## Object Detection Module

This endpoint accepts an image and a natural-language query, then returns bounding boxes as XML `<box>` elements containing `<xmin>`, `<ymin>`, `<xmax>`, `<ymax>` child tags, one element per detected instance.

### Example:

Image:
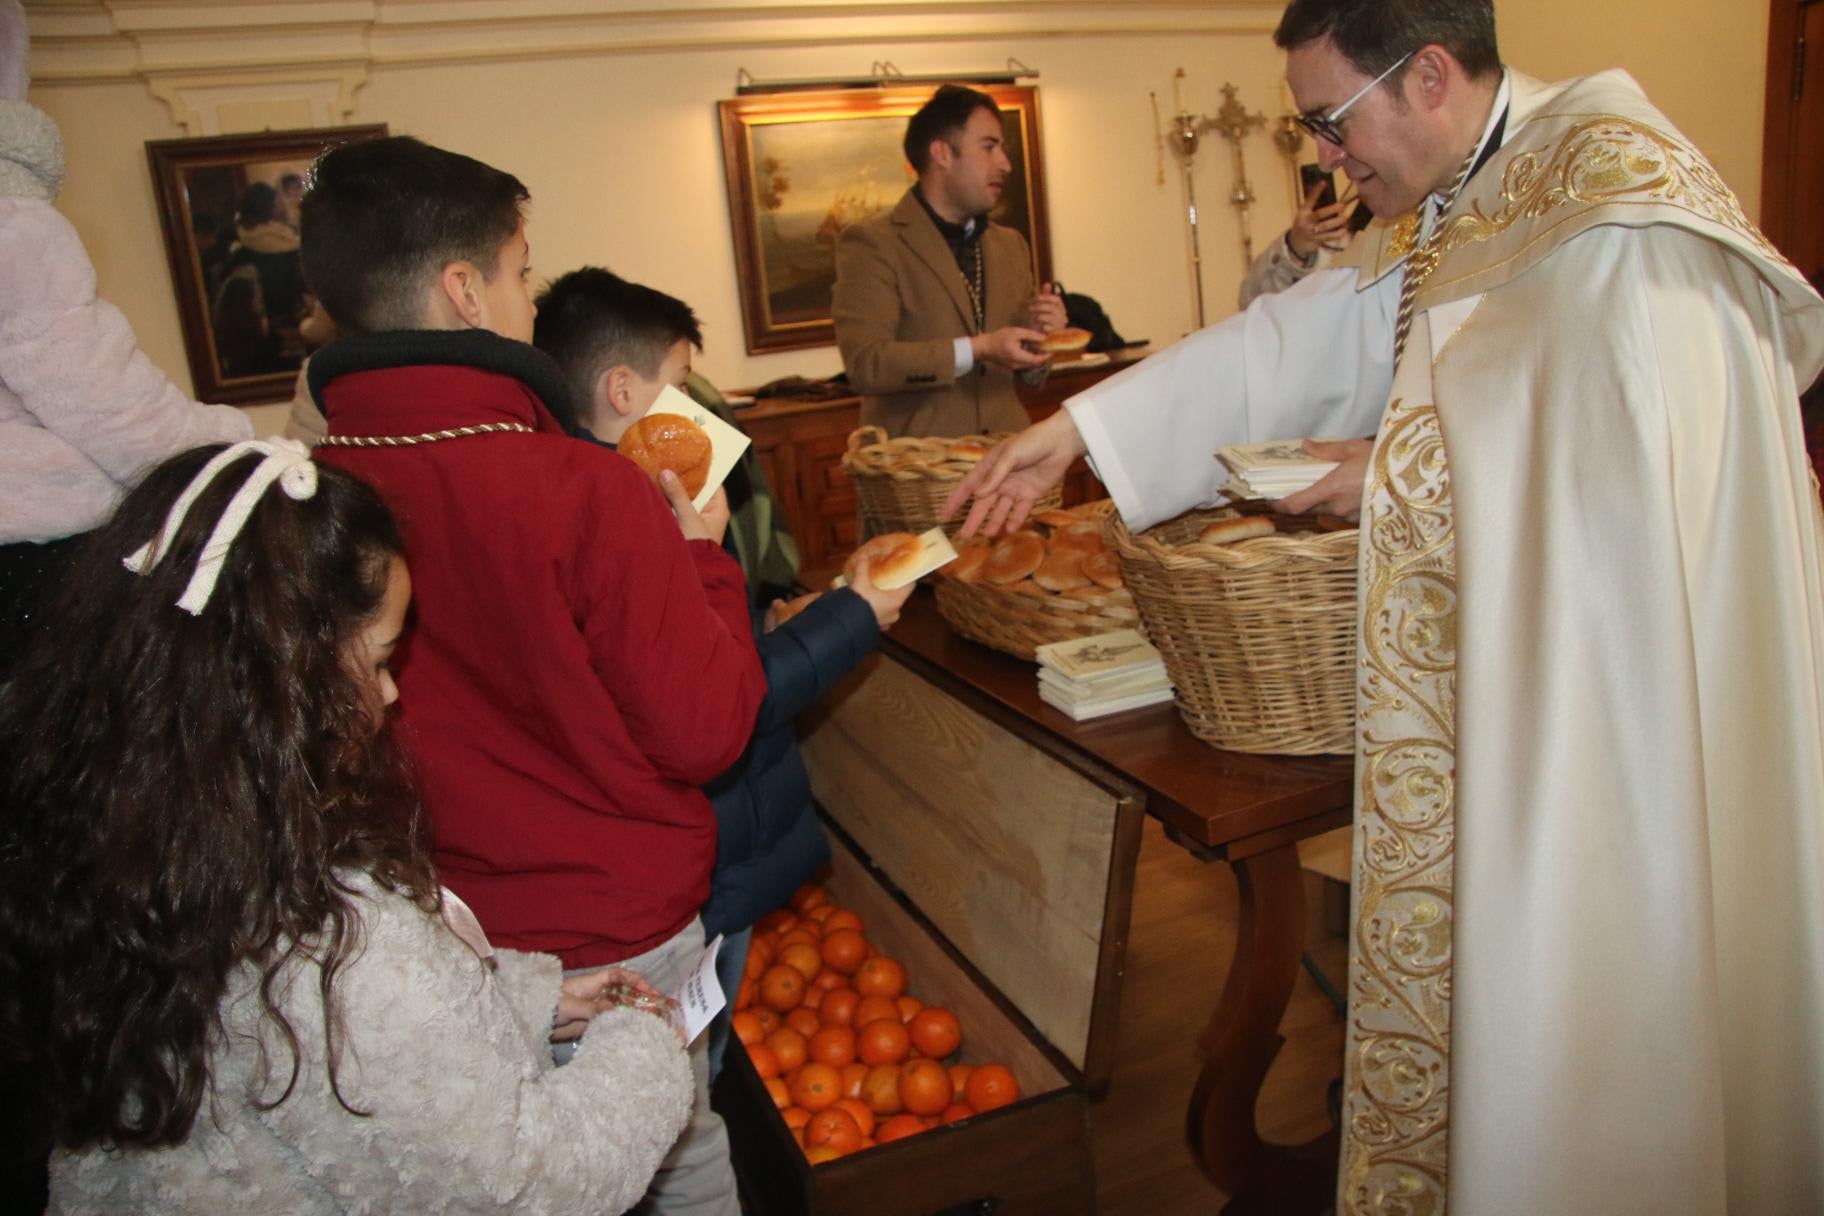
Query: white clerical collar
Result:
<box><xmin>1427</xmin><ymin>68</ymin><xmax>1512</xmax><ymax>211</ymax></box>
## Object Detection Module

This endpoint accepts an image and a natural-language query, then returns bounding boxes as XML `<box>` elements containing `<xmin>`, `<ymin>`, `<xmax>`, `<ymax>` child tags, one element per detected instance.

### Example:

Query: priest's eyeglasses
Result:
<box><xmin>1294</xmin><ymin>50</ymin><xmax>1416</xmax><ymax>145</ymax></box>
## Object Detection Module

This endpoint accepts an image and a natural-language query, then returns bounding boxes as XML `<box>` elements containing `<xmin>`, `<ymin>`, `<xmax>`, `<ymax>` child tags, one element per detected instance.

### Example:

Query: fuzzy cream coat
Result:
<box><xmin>48</xmin><ymin>878</ymin><xmax>695</xmax><ymax>1215</ymax></box>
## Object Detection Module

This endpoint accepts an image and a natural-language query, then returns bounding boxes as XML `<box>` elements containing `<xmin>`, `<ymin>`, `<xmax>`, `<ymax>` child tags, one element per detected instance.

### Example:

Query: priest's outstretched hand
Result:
<box><xmin>1274</xmin><ymin>437</ymin><xmax>1373</xmax><ymax>520</ymax></box>
<box><xmin>944</xmin><ymin>411</ymin><xmax>1087</xmax><ymax>538</ymax></box>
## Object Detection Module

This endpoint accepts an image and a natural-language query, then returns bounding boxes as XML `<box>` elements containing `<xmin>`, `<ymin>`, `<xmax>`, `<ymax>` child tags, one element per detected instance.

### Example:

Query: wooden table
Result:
<box><xmin>878</xmin><ymin>590</ymin><xmax>1350</xmax><ymax>1214</ymax></box>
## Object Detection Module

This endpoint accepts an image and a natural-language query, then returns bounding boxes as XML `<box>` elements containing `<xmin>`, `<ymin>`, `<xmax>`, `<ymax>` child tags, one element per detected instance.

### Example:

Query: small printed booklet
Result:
<box><xmin>647</xmin><ymin>383</ymin><xmax>752</xmax><ymax>512</ymax></box>
<box><xmin>668</xmin><ymin>934</ymin><xmax>725</xmax><ymax>1046</ymax></box>
<box><xmin>1034</xmin><ymin>629</ymin><xmax>1174</xmax><ymax>721</ymax></box>
<box><xmin>1216</xmin><ymin>439</ymin><xmax>1338</xmax><ymax>501</ymax></box>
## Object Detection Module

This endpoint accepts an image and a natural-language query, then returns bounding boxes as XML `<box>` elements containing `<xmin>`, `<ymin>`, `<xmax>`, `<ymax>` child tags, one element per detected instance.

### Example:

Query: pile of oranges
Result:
<box><xmin>732</xmin><ymin>880</ymin><xmax>1023</xmax><ymax>1164</ymax></box>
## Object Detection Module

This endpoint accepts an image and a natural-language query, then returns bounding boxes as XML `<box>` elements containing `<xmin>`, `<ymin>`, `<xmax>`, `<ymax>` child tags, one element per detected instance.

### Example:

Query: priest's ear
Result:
<box><xmin>1405</xmin><ymin>44</ymin><xmax>1460</xmax><ymax>114</ymax></box>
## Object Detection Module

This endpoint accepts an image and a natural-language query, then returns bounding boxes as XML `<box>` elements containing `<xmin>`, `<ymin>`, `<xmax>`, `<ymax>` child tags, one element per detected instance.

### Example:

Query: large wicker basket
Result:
<box><xmin>842</xmin><ymin>425</ymin><xmax>1061</xmax><ymax>541</ymax></box>
<box><xmin>932</xmin><ymin>501</ymin><xmax>1138</xmax><ymax>661</ymax></box>
<box><xmin>1109</xmin><ymin>507</ymin><xmax>1358</xmax><ymax>754</ymax></box>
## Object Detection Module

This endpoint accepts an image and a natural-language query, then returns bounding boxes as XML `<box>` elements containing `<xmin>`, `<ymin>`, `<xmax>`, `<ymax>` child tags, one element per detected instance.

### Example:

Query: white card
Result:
<box><xmin>645</xmin><ymin>384</ymin><xmax>753</xmax><ymax>512</ymax></box>
<box><xmin>668</xmin><ymin>934</ymin><xmax>725</xmax><ymax>1046</ymax></box>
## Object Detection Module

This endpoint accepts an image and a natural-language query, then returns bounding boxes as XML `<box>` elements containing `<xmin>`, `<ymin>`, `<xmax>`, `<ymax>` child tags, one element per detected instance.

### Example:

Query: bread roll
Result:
<box><xmin>1038</xmin><ymin>327</ymin><xmax>1092</xmax><ymax>354</ymax></box>
<box><xmin>1198</xmin><ymin>516</ymin><xmax>1277</xmax><ymax>545</ymax></box>
<box><xmin>947</xmin><ymin>437</ymin><xmax>994</xmax><ymax>461</ymax></box>
<box><xmin>1031</xmin><ymin>508</ymin><xmax>1081</xmax><ymax>530</ymax></box>
<box><xmin>982</xmin><ymin>530</ymin><xmax>1046</xmax><ymax>584</ymax></box>
<box><xmin>1082</xmin><ymin>550</ymin><xmax>1123</xmax><ymax>590</ymax></box>
<box><xmin>1033</xmin><ymin>551</ymin><xmax>1091</xmax><ymax>592</ymax></box>
<box><xmin>948</xmin><ymin>538</ymin><xmax>993</xmax><ymax>584</ymax></box>
<box><xmin>620</xmin><ymin>414</ymin><xmax>714</xmax><ymax>498</ymax></box>
<box><xmin>1061</xmin><ymin>584</ymin><xmax>1120</xmax><ymax>603</ymax></box>
<box><xmin>1049</xmin><ymin>521</ymin><xmax>1107</xmax><ymax>556</ymax></box>
<box><xmin>845</xmin><ymin>531</ymin><xmax>926</xmax><ymax>588</ymax></box>
<box><xmin>1006</xmin><ymin>579</ymin><xmax>1050</xmax><ymax>598</ymax></box>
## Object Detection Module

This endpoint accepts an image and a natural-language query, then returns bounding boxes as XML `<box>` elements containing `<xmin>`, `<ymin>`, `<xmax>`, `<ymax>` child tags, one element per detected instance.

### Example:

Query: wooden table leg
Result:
<box><xmin>1186</xmin><ymin>842</ymin><xmax>1339</xmax><ymax>1215</ymax></box>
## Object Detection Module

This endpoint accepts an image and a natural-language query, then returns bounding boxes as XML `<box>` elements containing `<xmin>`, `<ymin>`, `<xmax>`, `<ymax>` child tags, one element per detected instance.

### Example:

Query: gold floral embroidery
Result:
<box><xmin>1437</xmin><ymin>114</ymin><xmax>1786</xmax><ymax>267</ymax></box>
<box><xmin>1342</xmin><ymin>392</ymin><xmax>1458</xmax><ymax>1215</ymax></box>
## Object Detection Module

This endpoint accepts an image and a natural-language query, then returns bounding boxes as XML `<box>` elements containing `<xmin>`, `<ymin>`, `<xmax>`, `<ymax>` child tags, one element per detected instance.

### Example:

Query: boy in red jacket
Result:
<box><xmin>300</xmin><ymin>136</ymin><xmax>761</xmax><ymax>1216</ymax></box>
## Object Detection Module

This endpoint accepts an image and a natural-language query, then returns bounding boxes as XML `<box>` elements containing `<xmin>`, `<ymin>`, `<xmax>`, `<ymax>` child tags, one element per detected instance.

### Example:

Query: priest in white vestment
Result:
<box><xmin>946</xmin><ymin>2</ymin><xmax>1824</xmax><ymax>1212</ymax></box>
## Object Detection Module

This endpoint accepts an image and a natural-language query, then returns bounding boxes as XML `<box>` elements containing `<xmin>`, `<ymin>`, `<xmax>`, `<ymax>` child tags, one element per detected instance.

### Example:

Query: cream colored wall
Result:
<box><xmin>25</xmin><ymin>0</ymin><xmax>1771</xmax><ymax>432</ymax></box>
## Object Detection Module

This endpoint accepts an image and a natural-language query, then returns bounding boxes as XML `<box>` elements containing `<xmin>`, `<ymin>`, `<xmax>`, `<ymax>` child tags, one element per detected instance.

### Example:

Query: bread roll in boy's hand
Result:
<box><xmin>846</xmin><ymin>555</ymin><xmax>913</xmax><ymax>630</ymax></box>
<box><xmin>620</xmin><ymin>413</ymin><xmax>714</xmax><ymax>498</ymax></box>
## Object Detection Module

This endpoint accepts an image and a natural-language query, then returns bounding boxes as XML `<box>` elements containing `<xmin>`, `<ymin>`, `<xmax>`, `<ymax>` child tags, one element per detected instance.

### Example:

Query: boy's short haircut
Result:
<box><xmin>299</xmin><ymin>136</ymin><xmax>529</xmax><ymax>336</ymax></box>
<box><xmin>533</xmin><ymin>268</ymin><xmax>704</xmax><ymax>411</ymax></box>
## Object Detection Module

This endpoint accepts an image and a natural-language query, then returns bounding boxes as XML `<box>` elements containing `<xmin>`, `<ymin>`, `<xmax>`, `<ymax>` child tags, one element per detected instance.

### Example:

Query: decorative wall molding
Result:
<box><xmin>143</xmin><ymin>64</ymin><xmax>369</xmax><ymax>134</ymax></box>
<box><xmin>26</xmin><ymin>1</ymin><xmax>1283</xmax><ymax>84</ymax></box>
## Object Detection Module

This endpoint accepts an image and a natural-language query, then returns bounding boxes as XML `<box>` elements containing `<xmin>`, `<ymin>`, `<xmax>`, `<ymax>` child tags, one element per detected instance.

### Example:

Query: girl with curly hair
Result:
<box><xmin>0</xmin><ymin>440</ymin><xmax>693</xmax><ymax>1215</ymax></box>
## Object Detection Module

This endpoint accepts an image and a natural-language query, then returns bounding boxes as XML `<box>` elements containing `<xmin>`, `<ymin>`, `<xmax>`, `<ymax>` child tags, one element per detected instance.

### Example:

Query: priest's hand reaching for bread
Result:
<box><xmin>1273</xmin><ymin>437</ymin><xmax>1373</xmax><ymax>520</ymax></box>
<box><xmin>661</xmin><ymin>471</ymin><xmax>730</xmax><ymax>546</ymax></box>
<box><xmin>943</xmin><ymin>411</ymin><xmax>1088</xmax><ymax>539</ymax></box>
<box><xmin>972</xmin><ymin>326</ymin><xmax>1052</xmax><ymax>372</ymax></box>
<box><xmin>846</xmin><ymin>556</ymin><xmax>914</xmax><ymax>630</ymax></box>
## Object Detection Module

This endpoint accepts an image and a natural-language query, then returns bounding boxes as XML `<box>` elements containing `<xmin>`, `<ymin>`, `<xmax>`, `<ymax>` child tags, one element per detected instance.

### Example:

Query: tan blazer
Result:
<box><xmin>832</xmin><ymin>189</ymin><xmax>1037</xmax><ymax>438</ymax></box>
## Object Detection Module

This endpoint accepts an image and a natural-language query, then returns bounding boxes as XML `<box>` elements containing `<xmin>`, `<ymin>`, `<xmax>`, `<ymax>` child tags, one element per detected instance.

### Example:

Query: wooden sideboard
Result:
<box><xmin>733</xmin><ymin>346</ymin><xmax>1149</xmax><ymax>570</ymax></box>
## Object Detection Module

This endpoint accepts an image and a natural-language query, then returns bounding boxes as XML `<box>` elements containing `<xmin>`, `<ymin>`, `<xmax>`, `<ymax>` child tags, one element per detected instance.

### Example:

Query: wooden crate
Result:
<box><xmin>715</xmin><ymin>647</ymin><xmax>1144</xmax><ymax>1214</ymax></box>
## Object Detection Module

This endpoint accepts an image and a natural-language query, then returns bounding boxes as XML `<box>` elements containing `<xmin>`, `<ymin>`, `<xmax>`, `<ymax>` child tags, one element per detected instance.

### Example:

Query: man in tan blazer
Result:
<box><xmin>833</xmin><ymin>85</ymin><xmax>1065</xmax><ymax>438</ymax></box>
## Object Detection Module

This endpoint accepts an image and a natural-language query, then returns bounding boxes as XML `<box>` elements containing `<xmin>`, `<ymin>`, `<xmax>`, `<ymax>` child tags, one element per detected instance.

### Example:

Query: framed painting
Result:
<box><xmin>146</xmin><ymin>125</ymin><xmax>388</xmax><ymax>406</ymax></box>
<box><xmin>718</xmin><ymin>84</ymin><xmax>1050</xmax><ymax>355</ymax></box>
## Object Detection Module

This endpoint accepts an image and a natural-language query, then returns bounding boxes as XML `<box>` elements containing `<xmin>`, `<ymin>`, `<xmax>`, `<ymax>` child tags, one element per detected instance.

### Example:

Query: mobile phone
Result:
<box><xmin>1299</xmin><ymin>163</ymin><xmax>1338</xmax><ymax>210</ymax></box>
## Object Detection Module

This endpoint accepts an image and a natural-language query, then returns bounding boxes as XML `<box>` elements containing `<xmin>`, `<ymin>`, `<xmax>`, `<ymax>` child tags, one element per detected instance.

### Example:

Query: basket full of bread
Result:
<box><xmin>933</xmin><ymin>501</ymin><xmax>1139</xmax><ymax>661</ymax></box>
<box><xmin>1108</xmin><ymin>506</ymin><xmax>1357</xmax><ymax>755</ymax></box>
<box><xmin>842</xmin><ymin>426</ymin><xmax>1062</xmax><ymax>542</ymax></box>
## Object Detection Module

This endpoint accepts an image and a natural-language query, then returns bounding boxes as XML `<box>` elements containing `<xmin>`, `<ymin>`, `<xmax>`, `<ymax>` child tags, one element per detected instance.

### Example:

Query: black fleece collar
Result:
<box><xmin>307</xmin><ymin>329</ymin><xmax>583</xmax><ymax>436</ymax></box>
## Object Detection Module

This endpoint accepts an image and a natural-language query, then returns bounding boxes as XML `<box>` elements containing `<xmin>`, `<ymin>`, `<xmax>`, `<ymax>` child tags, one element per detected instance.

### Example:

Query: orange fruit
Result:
<box><xmin>965</xmin><ymin>1063</ymin><xmax>1020</xmax><ymax>1113</ymax></box>
<box><xmin>764</xmin><ymin>1076</ymin><xmax>791</xmax><ymax>1109</ymax></box>
<box><xmin>839</xmin><ymin>1062</ymin><xmax>868</xmax><ymax>1101</ymax></box>
<box><xmin>756</xmin><ymin>910</ymin><xmax>796</xmax><ymax>936</ymax></box>
<box><xmin>819</xmin><ymin>929</ymin><xmax>869</xmax><ymax>975</ymax></box>
<box><xmin>778</xmin><ymin>941</ymin><xmax>824</xmax><ymax>981</ymax></box>
<box><xmin>803</xmin><ymin>1143</ymin><xmax>842</xmax><ymax>1165</ymax></box>
<box><xmin>857</xmin><ymin>1018</ymin><xmax>911</xmax><ymax>1066</ymax></box>
<box><xmin>876</xmin><ymin>1113</ymin><xmax>927</xmax><ymax>1144</ymax></box>
<box><xmin>731</xmin><ymin>1011</ymin><xmax>766</xmax><ymax>1048</ymax></box>
<box><xmin>778</xmin><ymin>925</ymin><xmax>821</xmax><ymax>950</ymax></box>
<box><xmin>812</xmin><ymin>969</ymin><xmax>847</xmax><ymax>992</ymax></box>
<box><xmin>746</xmin><ymin>1043</ymin><xmax>781</xmax><ymax>1080</ymax></box>
<box><xmin>853</xmin><ymin>995</ymin><xmax>901</xmax><ymax>1029</ymax></box>
<box><xmin>800</xmin><ymin>986</ymin><xmax>825</xmax><ymax>1012</ymax></box>
<box><xmin>751</xmin><ymin>1007</ymin><xmax>782</xmax><ymax>1037</ymax></box>
<box><xmin>734</xmin><ymin>979</ymin><xmax>755</xmax><ymax>1012</ymax></box>
<box><xmin>898</xmin><ymin>1058</ymin><xmax>952</xmax><ymax>1116</ymax></box>
<box><xmin>790</xmin><ymin>883</ymin><xmax>831</xmax><ymax>912</ymax></box>
<box><xmin>759</xmin><ymin>965</ymin><xmax>806</xmax><ymax>1012</ymax></box>
<box><xmin>896</xmin><ymin>995</ymin><xmax>923</xmax><ymax>1023</ymax></box>
<box><xmin>822</xmin><ymin>908</ymin><xmax>864</xmax><ymax>935</ymax></box>
<box><xmin>860</xmin><ymin>1064</ymin><xmax>904</xmax><ymax>1115</ymax></box>
<box><xmin>785</xmin><ymin>1007</ymin><xmax>822</xmax><ymax>1040</ymax></box>
<box><xmin>802</xmin><ymin>903</ymin><xmax>837</xmax><ymax>925</ymax></box>
<box><xmin>854</xmin><ymin>956</ymin><xmax>907</xmax><ymax>1000</ymax></box>
<box><xmin>791</xmin><ymin>1062</ymin><xmax>843</xmax><ymax>1112</ymax></box>
<box><xmin>804</xmin><ymin>1106</ymin><xmax>863</xmax><ymax>1154</ymax></box>
<box><xmin>940</xmin><ymin>1102</ymin><xmax>973</xmax><ymax>1125</ymax></box>
<box><xmin>909</xmin><ymin>1008</ymin><xmax>963</xmax><ymax>1060</ymax></box>
<box><xmin>808</xmin><ymin>1024</ymin><xmax>857</xmax><ymax>1068</ymax></box>
<box><xmin>831</xmin><ymin>1098</ymin><xmax>876</xmax><ymax>1139</ymax></box>
<box><xmin>766</xmin><ymin>1026</ymin><xmax>808</xmax><ymax>1074</ymax></box>
<box><xmin>743</xmin><ymin>951</ymin><xmax>768</xmax><ymax>984</ymax></box>
<box><xmin>820</xmin><ymin>988</ymin><xmax>861</xmax><ymax>1027</ymax></box>
<box><xmin>947</xmin><ymin>1063</ymin><xmax>973</xmax><ymax>1102</ymax></box>
<box><xmin>781</xmin><ymin>1105</ymin><xmax>812</xmax><ymax>1131</ymax></box>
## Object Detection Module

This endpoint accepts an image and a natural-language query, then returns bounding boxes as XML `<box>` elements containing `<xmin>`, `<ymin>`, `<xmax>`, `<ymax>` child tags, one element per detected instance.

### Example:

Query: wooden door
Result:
<box><xmin>1764</xmin><ymin>0</ymin><xmax>1824</xmax><ymax>290</ymax></box>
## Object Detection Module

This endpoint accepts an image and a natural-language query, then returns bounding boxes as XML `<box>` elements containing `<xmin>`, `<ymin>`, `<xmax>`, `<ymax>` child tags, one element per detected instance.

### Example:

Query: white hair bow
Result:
<box><xmin>123</xmin><ymin>438</ymin><xmax>320</xmax><ymax>615</ymax></box>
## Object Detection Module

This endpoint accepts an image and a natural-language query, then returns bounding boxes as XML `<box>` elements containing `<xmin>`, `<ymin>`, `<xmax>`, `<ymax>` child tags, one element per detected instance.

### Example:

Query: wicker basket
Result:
<box><xmin>932</xmin><ymin>501</ymin><xmax>1139</xmax><ymax>661</ymax></box>
<box><xmin>1109</xmin><ymin>507</ymin><xmax>1358</xmax><ymax>755</ymax></box>
<box><xmin>842</xmin><ymin>425</ymin><xmax>1061</xmax><ymax>541</ymax></box>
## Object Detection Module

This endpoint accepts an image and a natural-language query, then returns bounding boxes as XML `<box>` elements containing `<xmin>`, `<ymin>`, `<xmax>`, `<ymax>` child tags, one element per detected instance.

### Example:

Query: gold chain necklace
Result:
<box><xmin>962</xmin><ymin>239</ymin><xmax>986</xmax><ymax>332</ymax></box>
<box><xmin>317</xmin><ymin>421</ymin><xmax>535</xmax><ymax>447</ymax></box>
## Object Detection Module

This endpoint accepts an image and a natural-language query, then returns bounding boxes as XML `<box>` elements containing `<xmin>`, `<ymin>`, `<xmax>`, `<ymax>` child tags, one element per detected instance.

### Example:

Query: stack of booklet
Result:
<box><xmin>1216</xmin><ymin>439</ymin><xmax>1337</xmax><ymax>500</ymax></box>
<box><xmin>1034</xmin><ymin>629</ymin><xmax>1175</xmax><ymax>722</ymax></box>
